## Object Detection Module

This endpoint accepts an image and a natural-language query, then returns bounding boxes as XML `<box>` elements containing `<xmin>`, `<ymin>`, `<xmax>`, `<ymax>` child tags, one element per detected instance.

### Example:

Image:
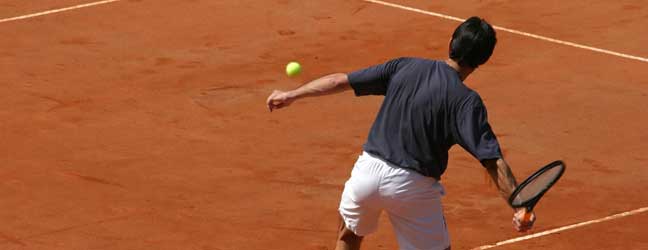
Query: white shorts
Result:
<box><xmin>339</xmin><ymin>152</ymin><xmax>450</xmax><ymax>250</ymax></box>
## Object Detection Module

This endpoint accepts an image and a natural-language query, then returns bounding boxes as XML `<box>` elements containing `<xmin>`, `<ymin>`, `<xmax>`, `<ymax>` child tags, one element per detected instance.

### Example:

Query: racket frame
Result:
<box><xmin>508</xmin><ymin>160</ymin><xmax>566</xmax><ymax>211</ymax></box>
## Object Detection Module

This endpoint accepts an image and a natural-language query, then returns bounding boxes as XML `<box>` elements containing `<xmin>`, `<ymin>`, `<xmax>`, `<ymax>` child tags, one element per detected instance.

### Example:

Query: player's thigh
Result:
<box><xmin>338</xmin><ymin>153</ymin><xmax>384</xmax><ymax>236</ymax></box>
<box><xmin>383</xmin><ymin>178</ymin><xmax>449</xmax><ymax>250</ymax></box>
<box><xmin>387</xmin><ymin>199</ymin><xmax>449</xmax><ymax>249</ymax></box>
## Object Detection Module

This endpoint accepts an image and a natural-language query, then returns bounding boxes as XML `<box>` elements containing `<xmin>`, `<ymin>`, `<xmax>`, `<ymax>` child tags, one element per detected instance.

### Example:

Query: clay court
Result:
<box><xmin>1</xmin><ymin>0</ymin><xmax>647</xmax><ymax>249</ymax></box>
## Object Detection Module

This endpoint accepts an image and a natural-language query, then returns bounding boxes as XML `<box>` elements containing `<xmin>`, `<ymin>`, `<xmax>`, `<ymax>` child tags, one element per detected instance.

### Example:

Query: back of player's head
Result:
<box><xmin>449</xmin><ymin>16</ymin><xmax>497</xmax><ymax>68</ymax></box>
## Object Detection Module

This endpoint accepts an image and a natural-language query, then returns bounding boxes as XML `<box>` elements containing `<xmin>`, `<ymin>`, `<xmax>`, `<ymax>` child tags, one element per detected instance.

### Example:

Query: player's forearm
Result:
<box><xmin>288</xmin><ymin>73</ymin><xmax>350</xmax><ymax>99</ymax></box>
<box><xmin>482</xmin><ymin>158</ymin><xmax>518</xmax><ymax>204</ymax></box>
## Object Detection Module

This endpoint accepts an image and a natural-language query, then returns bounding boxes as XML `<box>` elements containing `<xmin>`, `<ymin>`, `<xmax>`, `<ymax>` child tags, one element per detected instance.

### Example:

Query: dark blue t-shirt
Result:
<box><xmin>348</xmin><ymin>57</ymin><xmax>502</xmax><ymax>179</ymax></box>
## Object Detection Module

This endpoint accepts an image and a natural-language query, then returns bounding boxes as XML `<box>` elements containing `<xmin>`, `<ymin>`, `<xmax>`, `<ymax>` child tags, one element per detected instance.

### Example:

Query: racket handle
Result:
<box><xmin>523</xmin><ymin>210</ymin><xmax>533</xmax><ymax>222</ymax></box>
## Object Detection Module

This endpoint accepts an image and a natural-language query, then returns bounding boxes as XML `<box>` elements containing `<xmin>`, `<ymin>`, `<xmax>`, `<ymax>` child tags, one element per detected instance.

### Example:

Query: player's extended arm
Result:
<box><xmin>481</xmin><ymin>158</ymin><xmax>535</xmax><ymax>232</ymax></box>
<box><xmin>481</xmin><ymin>158</ymin><xmax>517</xmax><ymax>200</ymax></box>
<box><xmin>266</xmin><ymin>73</ymin><xmax>351</xmax><ymax>112</ymax></box>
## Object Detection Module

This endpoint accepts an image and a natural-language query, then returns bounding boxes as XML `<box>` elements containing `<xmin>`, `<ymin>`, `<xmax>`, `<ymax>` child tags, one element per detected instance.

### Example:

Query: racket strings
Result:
<box><xmin>512</xmin><ymin>166</ymin><xmax>564</xmax><ymax>205</ymax></box>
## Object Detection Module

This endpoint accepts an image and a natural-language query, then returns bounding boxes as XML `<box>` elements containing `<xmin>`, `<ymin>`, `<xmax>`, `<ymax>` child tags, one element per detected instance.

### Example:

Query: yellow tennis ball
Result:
<box><xmin>285</xmin><ymin>62</ymin><xmax>302</xmax><ymax>77</ymax></box>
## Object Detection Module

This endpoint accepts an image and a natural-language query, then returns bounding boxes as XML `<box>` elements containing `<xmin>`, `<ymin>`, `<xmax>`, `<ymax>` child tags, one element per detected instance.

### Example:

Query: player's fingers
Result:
<box><xmin>266</xmin><ymin>94</ymin><xmax>275</xmax><ymax>111</ymax></box>
<box><xmin>269</xmin><ymin>101</ymin><xmax>284</xmax><ymax>111</ymax></box>
<box><xmin>512</xmin><ymin>217</ymin><xmax>521</xmax><ymax>230</ymax></box>
<box><xmin>276</xmin><ymin>101</ymin><xmax>291</xmax><ymax>109</ymax></box>
<box><xmin>266</xmin><ymin>90</ymin><xmax>284</xmax><ymax>103</ymax></box>
<box><xmin>267</xmin><ymin>99</ymin><xmax>277</xmax><ymax>112</ymax></box>
<box><xmin>513</xmin><ymin>216</ymin><xmax>527</xmax><ymax>232</ymax></box>
<box><xmin>520</xmin><ymin>222</ymin><xmax>533</xmax><ymax>232</ymax></box>
<box><xmin>513</xmin><ymin>214</ymin><xmax>535</xmax><ymax>232</ymax></box>
<box><xmin>269</xmin><ymin>100</ymin><xmax>289</xmax><ymax>111</ymax></box>
<box><xmin>523</xmin><ymin>213</ymin><xmax>536</xmax><ymax>227</ymax></box>
<box><xmin>267</xmin><ymin>91</ymin><xmax>285</xmax><ymax>111</ymax></box>
<box><xmin>266</xmin><ymin>90</ymin><xmax>295</xmax><ymax>112</ymax></box>
<box><xmin>514</xmin><ymin>223</ymin><xmax>530</xmax><ymax>232</ymax></box>
<box><xmin>266</xmin><ymin>90</ymin><xmax>277</xmax><ymax>102</ymax></box>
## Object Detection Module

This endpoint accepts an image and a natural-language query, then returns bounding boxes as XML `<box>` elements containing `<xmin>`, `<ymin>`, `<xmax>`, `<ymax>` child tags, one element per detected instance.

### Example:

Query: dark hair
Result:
<box><xmin>449</xmin><ymin>16</ymin><xmax>497</xmax><ymax>68</ymax></box>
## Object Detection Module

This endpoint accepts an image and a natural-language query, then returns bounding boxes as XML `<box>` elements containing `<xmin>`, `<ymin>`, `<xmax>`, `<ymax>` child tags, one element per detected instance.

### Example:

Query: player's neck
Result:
<box><xmin>445</xmin><ymin>59</ymin><xmax>474</xmax><ymax>81</ymax></box>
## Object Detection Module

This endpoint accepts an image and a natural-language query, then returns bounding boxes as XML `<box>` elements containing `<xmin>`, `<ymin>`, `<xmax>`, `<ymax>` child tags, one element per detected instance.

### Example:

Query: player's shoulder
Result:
<box><xmin>465</xmin><ymin>90</ymin><xmax>484</xmax><ymax>103</ymax></box>
<box><xmin>460</xmin><ymin>90</ymin><xmax>487</xmax><ymax>110</ymax></box>
<box><xmin>386</xmin><ymin>57</ymin><xmax>446</xmax><ymax>72</ymax></box>
<box><xmin>449</xmin><ymin>84</ymin><xmax>483</xmax><ymax>107</ymax></box>
<box><xmin>394</xmin><ymin>57</ymin><xmax>439</xmax><ymax>64</ymax></box>
<box><xmin>386</xmin><ymin>57</ymin><xmax>441</xmax><ymax>64</ymax></box>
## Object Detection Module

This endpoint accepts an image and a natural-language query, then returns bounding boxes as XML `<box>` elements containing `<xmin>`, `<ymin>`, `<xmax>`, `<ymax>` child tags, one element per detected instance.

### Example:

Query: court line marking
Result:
<box><xmin>363</xmin><ymin>0</ymin><xmax>648</xmax><ymax>63</ymax></box>
<box><xmin>472</xmin><ymin>206</ymin><xmax>648</xmax><ymax>249</ymax></box>
<box><xmin>0</xmin><ymin>0</ymin><xmax>123</xmax><ymax>24</ymax></box>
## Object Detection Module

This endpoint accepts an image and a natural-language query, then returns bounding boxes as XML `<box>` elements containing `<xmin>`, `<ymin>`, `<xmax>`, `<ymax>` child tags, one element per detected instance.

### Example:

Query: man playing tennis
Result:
<box><xmin>266</xmin><ymin>17</ymin><xmax>535</xmax><ymax>250</ymax></box>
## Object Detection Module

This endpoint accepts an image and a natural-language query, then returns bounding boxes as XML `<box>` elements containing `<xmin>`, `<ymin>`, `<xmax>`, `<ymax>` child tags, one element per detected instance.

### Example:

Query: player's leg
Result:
<box><xmin>381</xmin><ymin>167</ymin><xmax>450</xmax><ymax>250</ymax></box>
<box><xmin>337</xmin><ymin>152</ymin><xmax>384</xmax><ymax>250</ymax></box>
<box><xmin>335</xmin><ymin>215</ymin><xmax>363</xmax><ymax>250</ymax></box>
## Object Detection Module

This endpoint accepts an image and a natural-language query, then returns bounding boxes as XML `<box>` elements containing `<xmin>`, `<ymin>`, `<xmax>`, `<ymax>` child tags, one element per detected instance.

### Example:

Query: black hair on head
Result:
<box><xmin>449</xmin><ymin>16</ymin><xmax>497</xmax><ymax>68</ymax></box>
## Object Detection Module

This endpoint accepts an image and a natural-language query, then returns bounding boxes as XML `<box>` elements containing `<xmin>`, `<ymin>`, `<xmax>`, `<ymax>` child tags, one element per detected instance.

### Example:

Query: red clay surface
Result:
<box><xmin>1</xmin><ymin>0</ymin><xmax>647</xmax><ymax>249</ymax></box>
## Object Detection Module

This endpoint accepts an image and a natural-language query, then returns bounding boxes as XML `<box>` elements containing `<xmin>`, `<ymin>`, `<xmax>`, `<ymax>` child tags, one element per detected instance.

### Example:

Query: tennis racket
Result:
<box><xmin>509</xmin><ymin>160</ymin><xmax>566</xmax><ymax>222</ymax></box>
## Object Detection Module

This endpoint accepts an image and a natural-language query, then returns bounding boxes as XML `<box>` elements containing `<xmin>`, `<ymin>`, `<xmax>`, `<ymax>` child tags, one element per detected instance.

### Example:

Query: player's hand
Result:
<box><xmin>513</xmin><ymin>208</ymin><xmax>535</xmax><ymax>232</ymax></box>
<box><xmin>266</xmin><ymin>90</ymin><xmax>296</xmax><ymax>112</ymax></box>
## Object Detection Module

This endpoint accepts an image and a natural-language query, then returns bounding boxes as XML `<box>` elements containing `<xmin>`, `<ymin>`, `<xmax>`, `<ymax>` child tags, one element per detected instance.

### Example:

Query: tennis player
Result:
<box><xmin>266</xmin><ymin>17</ymin><xmax>535</xmax><ymax>250</ymax></box>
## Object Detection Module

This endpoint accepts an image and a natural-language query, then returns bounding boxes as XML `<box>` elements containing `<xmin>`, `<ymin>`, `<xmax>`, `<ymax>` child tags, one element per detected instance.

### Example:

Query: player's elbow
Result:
<box><xmin>480</xmin><ymin>158</ymin><xmax>503</xmax><ymax>170</ymax></box>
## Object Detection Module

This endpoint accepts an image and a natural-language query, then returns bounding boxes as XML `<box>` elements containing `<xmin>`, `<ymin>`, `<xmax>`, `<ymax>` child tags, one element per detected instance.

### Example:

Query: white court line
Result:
<box><xmin>363</xmin><ymin>0</ymin><xmax>648</xmax><ymax>63</ymax></box>
<box><xmin>473</xmin><ymin>206</ymin><xmax>648</xmax><ymax>249</ymax></box>
<box><xmin>0</xmin><ymin>0</ymin><xmax>123</xmax><ymax>24</ymax></box>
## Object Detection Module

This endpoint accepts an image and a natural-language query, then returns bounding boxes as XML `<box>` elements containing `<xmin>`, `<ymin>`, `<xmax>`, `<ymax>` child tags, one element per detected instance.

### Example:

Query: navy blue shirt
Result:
<box><xmin>348</xmin><ymin>58</ymin><xmax>502</xmax><ymax>179</ymax></box>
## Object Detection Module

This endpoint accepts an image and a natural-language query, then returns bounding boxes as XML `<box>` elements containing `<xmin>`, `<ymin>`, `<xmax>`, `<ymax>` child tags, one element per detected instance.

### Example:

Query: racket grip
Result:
<box><xmin>523</xmin><ymin>210</ymin><xmax>533</xmax><ymax>222</ymax></box>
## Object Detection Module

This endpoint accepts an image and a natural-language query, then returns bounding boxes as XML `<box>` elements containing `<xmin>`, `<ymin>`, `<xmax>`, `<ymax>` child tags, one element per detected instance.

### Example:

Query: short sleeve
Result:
<box><xmin>347</xmin><ymin>58</ymin><xmax>408</xmax><ymax>96</ymax></box>
<box><xmin>456</xmin><ymin>94</ymin><xmax>502</xmax><ymax>161</ymax></box>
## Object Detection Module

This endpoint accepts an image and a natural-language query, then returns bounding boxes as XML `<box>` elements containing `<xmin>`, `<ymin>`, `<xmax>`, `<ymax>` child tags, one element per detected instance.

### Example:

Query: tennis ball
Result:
<box><xmin>285</xmin><ymin>62</ymin><xmax>302</xmax><ymax>77</ymax></box>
